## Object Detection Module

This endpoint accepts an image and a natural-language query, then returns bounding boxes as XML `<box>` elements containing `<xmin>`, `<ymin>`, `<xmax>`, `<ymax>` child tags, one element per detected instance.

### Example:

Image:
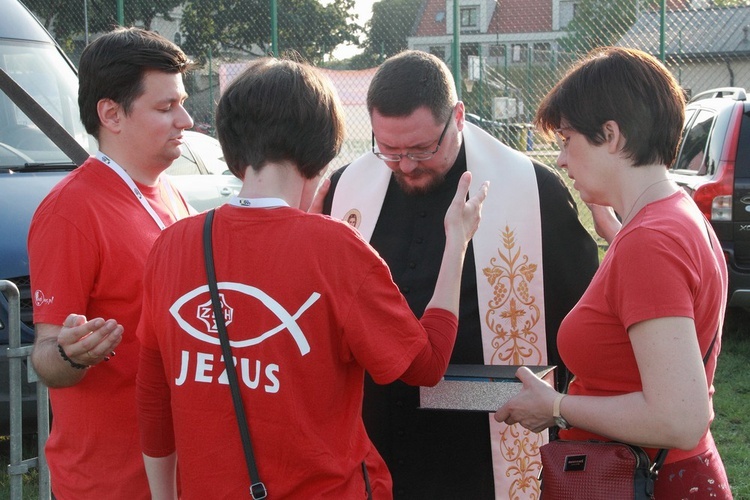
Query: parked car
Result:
<box><xmin>0</xmin><ymin>0</ymin><xmax>87</xmax><ymax>435</ymax></box>
<box><xmin>668</xmin><ymin>87</ymin><xmax>750</xmax><ymax>310</ymax></box>
<box><xmin>0</xmin><ymin>0</ymin><xmax>238</xmax><ymax>434</ymax></box>
<box><xmin>168</xmin><ymin>131</ymin><xmax>241</xmax><ymax>212</ymax></box>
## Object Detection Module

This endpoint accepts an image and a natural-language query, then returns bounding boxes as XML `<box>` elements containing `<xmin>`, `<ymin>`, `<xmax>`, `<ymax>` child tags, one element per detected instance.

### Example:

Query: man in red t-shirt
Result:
<box><xmin>28</xmin><ymin>28</ymin><xmax>194</xmax><ymax>499</ymax></box>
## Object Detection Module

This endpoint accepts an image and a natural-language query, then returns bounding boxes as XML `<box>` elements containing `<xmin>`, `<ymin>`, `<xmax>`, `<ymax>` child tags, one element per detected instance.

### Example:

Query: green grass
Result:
<box><xmin>713</xmin><ymin>309</ymin><xmax>750</xmax><ymax>499</ymax></box>
<box><xmin>0</xmin><ymin>434</ymin><xmax>41</xmax><ymax>500</ymax></box>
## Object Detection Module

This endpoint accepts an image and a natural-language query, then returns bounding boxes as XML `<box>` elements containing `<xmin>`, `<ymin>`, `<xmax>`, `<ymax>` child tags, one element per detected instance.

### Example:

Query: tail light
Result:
<box><xmin>691</xmin><ymin>105</ymin><xmax>743</xmax><ymax>221</ymax></box>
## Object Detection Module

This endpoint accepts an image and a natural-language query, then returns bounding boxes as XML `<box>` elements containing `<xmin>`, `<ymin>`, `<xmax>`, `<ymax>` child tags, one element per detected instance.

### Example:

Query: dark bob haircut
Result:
<box><xmin>535</xmin><ymin>47</ymin><xmax>686</xmax><ymax>167</ymax></box>
<box><xmin>216</xmin><ymin>58</ymin><xmax>345</xmax><ymax>180</ymax></box>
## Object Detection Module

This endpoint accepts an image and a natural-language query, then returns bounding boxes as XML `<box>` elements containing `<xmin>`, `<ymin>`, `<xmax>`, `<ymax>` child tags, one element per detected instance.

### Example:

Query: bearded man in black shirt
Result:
<box><xmin>323</xmin><ymin>50</ymin><xmax>599</xmax><ymax>500</ymax></box>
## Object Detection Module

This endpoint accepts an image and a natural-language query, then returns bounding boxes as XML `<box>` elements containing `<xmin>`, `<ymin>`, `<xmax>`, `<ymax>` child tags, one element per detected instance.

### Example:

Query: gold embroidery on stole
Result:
<box><xmin>483</xmin><ymin>226</ymin><xmax>544</xmax><ymax>498</ymax></box>
<box><xmin>483</xmin><ymin>226</ymin><xmax>544</xmax><ymax>365</ymax></box>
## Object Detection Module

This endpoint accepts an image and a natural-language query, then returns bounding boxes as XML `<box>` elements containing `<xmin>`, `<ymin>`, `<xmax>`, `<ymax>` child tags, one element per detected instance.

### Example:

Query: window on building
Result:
<box><xmin>533</xmin><ymin>42</ymin><xmax>551</xmax><ymax>63</ymax></box>
<box><xmin>559</xmin><ymin>1</ymin><xmax>578</xmax><ymax>29</ymax></box>
<box><xmin>460</xmin><ymin>7</ymin><xmax>479</xmax><ymax>29</ymax></box>
<box><xmin>511</xmin><ymin>44</ymin><xmax>527</xmax><ymax>63</ymax></box>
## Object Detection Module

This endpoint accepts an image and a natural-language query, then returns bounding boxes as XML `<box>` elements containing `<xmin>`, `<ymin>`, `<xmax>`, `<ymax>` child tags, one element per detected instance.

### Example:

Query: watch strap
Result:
<box><xmin>553</xmin><ymin>393</ymin><xmax>566</xmax><ymax>418</ymax></box>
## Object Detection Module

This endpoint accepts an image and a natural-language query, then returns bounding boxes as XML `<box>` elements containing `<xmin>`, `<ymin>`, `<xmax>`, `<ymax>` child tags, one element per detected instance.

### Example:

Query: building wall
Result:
<box><xmin>670</xmin><ymin>59</ymin><xmax>750</xmax><ymax>97</ymax></box>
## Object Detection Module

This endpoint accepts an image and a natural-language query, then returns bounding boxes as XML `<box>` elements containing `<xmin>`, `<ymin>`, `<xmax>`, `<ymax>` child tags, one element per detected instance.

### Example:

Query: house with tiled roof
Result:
<box><xmin>406</xmin><ymin>0</ymin><xmax>699</xmax><ymax>72</ymax></box>
<box><xmin>406</xmin><ymin>0</ymin><xmax>578</xmax><ymax>121</ymax></box>
<box><xmin>405</xmin><ymin>0</ymin><xmax>745</xmax><ymax>120</ymax></box>
<box><xmin>404</xmin><ymin>0</ymin><xmax>581</xmax><ymax>125</ymax></box>
<box><xmin>407</xmin><ymin>0</ymin><xmax>576</xmax><ymax>70</ymax></box>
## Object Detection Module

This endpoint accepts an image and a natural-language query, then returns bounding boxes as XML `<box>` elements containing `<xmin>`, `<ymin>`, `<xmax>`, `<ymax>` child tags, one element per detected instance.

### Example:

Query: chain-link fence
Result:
<box><xmin>25</xmin><ymin>0</ymin><xmax>750</xmax><ymax>236</ymax></box>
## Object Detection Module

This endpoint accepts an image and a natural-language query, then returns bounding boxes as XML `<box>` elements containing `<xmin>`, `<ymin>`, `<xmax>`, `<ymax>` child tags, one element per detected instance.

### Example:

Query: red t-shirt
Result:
<box><xmin>558</xmin><ymin>191</ymin><xmax>727</xmax><ymax>465</ymax></box>
<box><xmin>136</xmin><ymin>204</ymin><xmax>458</xmax><ymax>499</ymax></box>
<box><xmin>28</xmin><ymin>157</ymin><xmax>190</xmax><ymax>499</ymax></box>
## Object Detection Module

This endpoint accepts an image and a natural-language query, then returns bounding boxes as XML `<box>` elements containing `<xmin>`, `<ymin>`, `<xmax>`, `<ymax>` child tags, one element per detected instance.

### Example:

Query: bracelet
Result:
<box><xmin>57</xmin><ymin>343</ymin><xmax>90</xmax><ymax>370</ymax></box>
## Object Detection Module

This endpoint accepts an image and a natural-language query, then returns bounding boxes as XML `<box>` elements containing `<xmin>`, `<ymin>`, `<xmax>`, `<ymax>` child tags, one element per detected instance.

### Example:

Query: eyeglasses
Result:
<box><xmin>372</xmin><ymin>109</ymin><xmax>454</xmax><ymax>162</ymax></box>
<box><xmin>554</xmin><ymin>127</ymin><xmax>571</xmax><ymax>150</ymax></box>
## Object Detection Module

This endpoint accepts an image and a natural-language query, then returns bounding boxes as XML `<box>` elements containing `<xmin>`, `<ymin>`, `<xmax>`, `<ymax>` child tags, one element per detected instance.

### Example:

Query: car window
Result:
<box><xmin>673</xmin><ymin>109</ymin><xmax>715</xmax><ymax>174</ymax></box>
<box><xmin>0</xmin><ymin>39</ymin><xmax>92</xmax><ymax>166</ymax></box>
<box><xmin>167</xmin><ymin>147</ymin><xmax>202</xmax><ymax>176</ymax></box>
<box><xmin>183</xmin><ymin>132</ymin><xmax>228</xmax><ymax>175</ymax></box>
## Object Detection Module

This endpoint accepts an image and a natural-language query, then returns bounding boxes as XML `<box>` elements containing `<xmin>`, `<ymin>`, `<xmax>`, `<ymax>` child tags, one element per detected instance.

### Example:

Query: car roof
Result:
<box><xmin>689</xmin><ymin>87</ymin><xmax>747</xmax><ymax>104</ymax></box>
<box><xmin>0</xmin><ymin>0</ymin><xmax>57</xmax><ymax>44</ymax></box>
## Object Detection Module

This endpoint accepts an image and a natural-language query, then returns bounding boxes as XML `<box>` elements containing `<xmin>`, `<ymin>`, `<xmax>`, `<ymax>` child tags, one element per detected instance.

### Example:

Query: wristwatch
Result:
<box><xmin>553</xmin><ymin>393</ymin><xmax>571</xmax><ymax>430</ymax></box>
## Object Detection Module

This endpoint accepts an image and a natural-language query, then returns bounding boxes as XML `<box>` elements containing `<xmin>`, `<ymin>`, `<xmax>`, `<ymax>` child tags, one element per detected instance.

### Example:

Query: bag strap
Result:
<box><xmin>362</xmin><ymin>461</ymin><xmax>373</xmax><ymax>500</ymax></box>
<box><xmin>203</xmin><ymin>209</ymin><xmax>267</xmax><ymax>500</ymax></box>
<box><xmin>566</xmin><ymin>323</ymin><xmax>721</xmax><ymax>476</ymax></box>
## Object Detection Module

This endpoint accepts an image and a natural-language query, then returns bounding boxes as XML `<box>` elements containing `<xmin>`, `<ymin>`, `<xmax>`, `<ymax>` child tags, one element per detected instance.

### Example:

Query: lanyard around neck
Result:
<box><xmin>95</xmin><ymin>151</ymin><xmax>182</xmax><ymax>230</ymax></box>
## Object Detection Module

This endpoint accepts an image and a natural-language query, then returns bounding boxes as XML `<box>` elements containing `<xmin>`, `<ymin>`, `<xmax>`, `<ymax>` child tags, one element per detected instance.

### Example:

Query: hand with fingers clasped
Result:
<box><xmin>493</xmin><ymin>366</ymin><xmax>561</xmax><ymax>434</ymax></box>
<box><xmin>56</xmin><ymin>313</ymin><xmax>123</xmax><ymax>369</ymax></box>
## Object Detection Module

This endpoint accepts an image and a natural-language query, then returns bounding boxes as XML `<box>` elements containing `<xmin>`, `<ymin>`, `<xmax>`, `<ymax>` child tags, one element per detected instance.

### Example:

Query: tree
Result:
<box><xmin>351</xmin><ymin>0</ymin><xmax>422</xmax><ymax>68</ymax></box>
<box><xmin>24</xmin><ymin>0</ymin><xmax>182</xmax><ymax>51</ymax></box>
<box><xmin>130</xmin><ymin>0</ymin><xmax>184</xmax><ymax>31</ymax></box>
<box><xmin>559</xmin><ymin>0</ymin><xmax>641</xmax><ymax>56</ymax></box>
<box><xmin>180</xmin><ymin>0</ymin><xmax>361</xmax><ymax>65</ymax></box>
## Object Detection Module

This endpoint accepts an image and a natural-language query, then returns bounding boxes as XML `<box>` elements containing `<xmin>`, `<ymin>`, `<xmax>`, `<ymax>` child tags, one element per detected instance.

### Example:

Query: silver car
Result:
<box><xmin>168</xmin><ymin>130</ymin><xmax>241</xmax><ymax>212</ymax></box>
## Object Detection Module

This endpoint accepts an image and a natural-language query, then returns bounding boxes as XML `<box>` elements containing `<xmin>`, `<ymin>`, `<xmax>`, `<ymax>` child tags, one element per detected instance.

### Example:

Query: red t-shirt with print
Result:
<box><xmin>136</xmin><ymin>204</ymin><xmax>458</xmax><ymax>499</ymax></box>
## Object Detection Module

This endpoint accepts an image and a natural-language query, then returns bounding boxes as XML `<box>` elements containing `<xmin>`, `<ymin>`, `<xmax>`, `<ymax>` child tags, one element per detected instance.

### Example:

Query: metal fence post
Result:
<box><xmin>659</xmin><ymin>0</ymin><xmax>666</xmax><ymax>62</ymax></box>
<box><xmin>2</xmin><ymin>280</ymin><xmax>50</xmax><ymax>500</ymax></box>
<box><xmin>34</xmin><ymin>347</ymin><xmax>50</xmax><ymax>498</ymax></box>
<box><xmin>271</xmin><ymin>0</ymin><xmax>278</xmax><ymax>57</ymax></box>
<box><xmin>452</xmin><ymin>0</ymin><xmax>461</xmax><ymax>101</ymax></box>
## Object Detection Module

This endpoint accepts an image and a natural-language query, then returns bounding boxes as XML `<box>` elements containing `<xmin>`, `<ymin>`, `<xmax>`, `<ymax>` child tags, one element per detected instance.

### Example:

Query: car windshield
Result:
<box><xmin>0</xmin><ymin>39</ymin><xmax>93</xmax><ymax>168</ymax></box>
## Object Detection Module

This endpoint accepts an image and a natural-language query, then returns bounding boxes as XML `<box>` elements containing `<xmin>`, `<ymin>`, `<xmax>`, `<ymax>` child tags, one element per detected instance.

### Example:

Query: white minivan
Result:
<box><xmin>0</xmin><ymin>0</ymin><xmax>86</xmax><ymax>434</ymax></box>
<box><xmin>0</xmin><ymin>0</ymin><xmax>239</xmax><ymax>434</ymax></box>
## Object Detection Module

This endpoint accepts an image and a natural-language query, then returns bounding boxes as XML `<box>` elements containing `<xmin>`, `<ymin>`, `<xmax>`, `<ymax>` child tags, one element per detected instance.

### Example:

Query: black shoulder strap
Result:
<box><xmin>203</xmin><ymin>209</ymin><xmax>267</xmax><ymax>500</ymax></box>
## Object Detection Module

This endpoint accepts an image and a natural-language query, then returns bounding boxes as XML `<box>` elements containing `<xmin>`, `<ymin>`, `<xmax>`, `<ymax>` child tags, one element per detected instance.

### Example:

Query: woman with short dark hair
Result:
<box><xmin>136</xmin><ymin>57</ymin><xmax>488</xmax><ymax>499</ymax></box>
<box><xmin>495</xmin><ymin>47</ymin><xmax>732</xmax><ymax>498</ymax></box>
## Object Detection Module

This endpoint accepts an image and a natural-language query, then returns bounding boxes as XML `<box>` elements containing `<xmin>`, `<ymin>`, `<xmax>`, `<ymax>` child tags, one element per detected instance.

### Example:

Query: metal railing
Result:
<box><xmin>2</xmin><ymin>280</ymin><xmax>50</xmax><ymax>500</ymax></box>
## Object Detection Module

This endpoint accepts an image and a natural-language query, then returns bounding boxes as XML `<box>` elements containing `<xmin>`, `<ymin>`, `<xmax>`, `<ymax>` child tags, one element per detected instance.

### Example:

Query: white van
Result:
<box><xmin>0</xmin><ymin>0</ymin><xmax>89</xmax><ymax>435</ymax></box>
<box><xmin>0</xmin><ymin>0</ymin><xmax>243</xmax><ymax>435</ymax></box>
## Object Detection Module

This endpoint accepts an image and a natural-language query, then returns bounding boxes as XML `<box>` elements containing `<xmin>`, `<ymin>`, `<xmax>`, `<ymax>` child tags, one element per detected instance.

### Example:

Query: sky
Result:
<box><xmin>331</xmin><ymin>0</ymin><xmax>376</xmax><ymax>60</ymax></box>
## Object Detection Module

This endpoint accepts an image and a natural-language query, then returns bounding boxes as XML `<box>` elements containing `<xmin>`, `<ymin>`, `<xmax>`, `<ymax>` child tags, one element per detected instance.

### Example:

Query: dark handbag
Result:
<box><xmin>540</xmin><ymin>327</ymin><xmax>720</xmax><ymax>500</ymax></box>
<box><xmin>539</xmin><ymin>440</ymin><xmax>666</xmax><ymax>499</ymax></box>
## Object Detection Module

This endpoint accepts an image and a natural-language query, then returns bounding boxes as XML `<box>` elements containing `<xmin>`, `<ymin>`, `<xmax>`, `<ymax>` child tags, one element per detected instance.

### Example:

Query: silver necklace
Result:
<box><xmin>621</xmin><ymin>178</ymin><xmax>671</xmax><ymax>226</ymax></box>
